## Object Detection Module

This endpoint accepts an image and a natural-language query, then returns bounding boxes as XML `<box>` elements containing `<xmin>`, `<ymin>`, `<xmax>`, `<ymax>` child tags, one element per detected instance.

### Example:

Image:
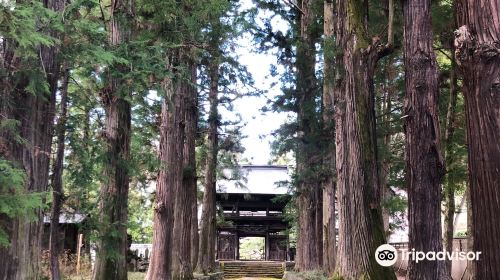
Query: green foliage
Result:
<box><xmin>282</xmin><ymin>195</ymin><xmax>298</xmax><ymax>248</ymax></box>
<box><xmin>239</xmin><ymin>237</ymin><xmax>265</xmax><ymax>260</ymax></box>
<box><xmin>56</xmin><ymin>0</ymin><xmax>254</xmax><ymax>245</ymax></box>
<box><xmin>382</xmin><ymin>195</ymin><xmax>407</xmax><ymax>232</ymax></box>
<box><xmin>0</xmin><ymin>159</ymin><xmax>46</xmax><ymax>246</ymax></box>
<box><xmin>0</xmin><ymin>119</ymin><xmax>25</xmax><ymax>145</ymax></box>
<box><xmin>0</xmin><ymin>1</ymin><xmax>61</xmax><ymax>96</ymax></box>
<box><xmin>436</xmin><ymin>50</ymin><xmax>468</xmax><ymax>196</ymax></box>
<box><xmin>432</xmin><ymin>0</ymin><xmax>455</xmax><ymax>44</ymax></box>
<box><xmin>0</xmin><ymin>2</ymin><xmax>59</xmax><ymax>50</ymax></box>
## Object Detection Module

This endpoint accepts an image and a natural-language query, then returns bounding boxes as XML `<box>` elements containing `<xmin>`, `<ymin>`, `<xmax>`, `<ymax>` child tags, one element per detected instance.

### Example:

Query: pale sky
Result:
<box><xmin>218</xmin><ymin>166</ymin><xmax>290</xmax><ymax>194</ymax></box>
<box><xmin>228</xmin><ymin>2</ymin><xmax>291</xmax><ymax>165</ymax></box>
<box><xmin>147</xmin><ymin>2</ymin><xmax>292</xmax><ymax>165</ymax></box>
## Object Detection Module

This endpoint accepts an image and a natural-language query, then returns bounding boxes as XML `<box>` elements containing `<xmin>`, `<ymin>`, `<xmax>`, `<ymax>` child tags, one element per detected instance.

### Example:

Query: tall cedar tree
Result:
<box><xmin>197</xmin><ymin>60</ymin><xmax>220</xmax><ymax>274</ymax></box>
<box><xmin>186</xmin><ymin>63</ymin><xmax>199</xmax><ymax>268</ymax></box>
<box><xmin>0</xmin><ymin>0</ymin><xmax>65</xmax><ymax>278</ymax></box>
<box><xmin>322</xmin><ymin>0</ymin><xmax>336</xmax><ymax>274</ymax></box>
<box><xmin>146</xmin><ymin>51</ymin><xmax>186</xmax><ymax>280</ymax></box>
<box><xmin>198</xmin><ymin>2</ymin><xmax>246</xmax><ymax>270</ymax></box>
<box><xmin>455</xmin><ymin>1</ymin><xmax>500</xmax><ymax>279</ymax></box>
<box><xmin>295</xmin><ymin>0</ymin><xmax>323</xmax><ymax>271</ymax></box>
<box><xmin>92</xmin><ymin>0</ymin><xmax>133</xmax><ymax>278</ymax></box>
<box><xmin>49</xmin><ymin>68</ymin><xmax>70</xmax><ymax>280</ymax></box>
<box><xmin>333</xmin><ymin>0</ymin><xmax>395</xmax><ymax>278</ymax></box>
<box><xmin>171</xmin><ymin>53</ymin><xmax>195</xmax><ymax>279</ymax></box>
<box><xmin>402</xmin><ymin>0</ymin><xmax>448</xmax><ymax>278</ymax></box>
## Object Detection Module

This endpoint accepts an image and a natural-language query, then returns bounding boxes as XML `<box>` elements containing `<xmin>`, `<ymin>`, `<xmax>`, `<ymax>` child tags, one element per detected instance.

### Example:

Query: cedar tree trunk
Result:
<box><xmin>186</xmin><ymin>64</ymin><xmax>199</xmax><ymax>267</ymax></box>
<box><xmin>0</xmin><ymin>0</ymin><xmax>64</xmax><ymax>278</ymax></box>
<box><xmin>197</xmin><ymin>62</ymin><xmax>219</xmax><ymax>274</ymax></box>
<box><xmin>402</xmin><ymin>0</ymin><xmax>449</xmax><ymax>279</ymax></box>
<box><xmin>49</xmin><ymin>68</ymin><xmax>70</xmax><ymax>280</ymax></box>
<box><xmin>146</xmin><ymin>62</ymin><xmax>185</xmax><ymax>280</ymax></box>
<box><xmin>171</xmin><ymin>57</ymin><xmax>193</xmax><ymax>280</ymax></box>
<box><xmin>295</xmin><ymin>0</ymin><xmax>323</xmax><ymax>271</ymax></box>
<box><xmin>333</xmin><ymin>0</ymin><xmax>395</xmax><ymax>279</ymax></box>
<box><xmin>322</xmin><ymin>0</ymin><xmax>336</xmax><ymax>274</ymax></box>
<box><xmin>92</xmin><ymin>1</ymin><xmax>133</xmax><ymax>279</ymax></box>
<box><xmin>454</xmin><ymin>1</ymin><xmax>500</xmax><ymax>278</ymax></box>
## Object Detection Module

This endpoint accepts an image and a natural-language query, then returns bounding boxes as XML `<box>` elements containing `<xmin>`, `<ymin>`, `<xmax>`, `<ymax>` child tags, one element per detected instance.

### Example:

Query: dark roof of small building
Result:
<box><xmin>217</xmin><ymin>192</ymin><xmax>291</xmax><ymax>211</ymax></box>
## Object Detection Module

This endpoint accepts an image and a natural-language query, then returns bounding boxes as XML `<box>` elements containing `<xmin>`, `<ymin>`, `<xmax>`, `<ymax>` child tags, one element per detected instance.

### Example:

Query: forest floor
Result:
<box><xmin>128</xmin><ymin>272</ymin><xmax>147</xmax><ymax>280</ymax></box>
<box><xmin>68</xmin><ymin>272</ymin><xmax>146</xmax><ymax>280</ymax></box>
<box><xmin>67</xmin><ymin>271</ymin><xmax>406</xmax><ymax>280</ymax></box>
<box><xmin>225</xmin><ymin>278</ymin><xmax>280</xmax><ymax>280</ymax></box>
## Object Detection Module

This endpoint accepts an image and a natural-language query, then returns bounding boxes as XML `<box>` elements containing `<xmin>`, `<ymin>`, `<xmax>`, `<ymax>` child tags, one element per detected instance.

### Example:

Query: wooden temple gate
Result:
<box><xmin>216</xmin><ymin>193</ymin><xmax>291</xmax><ymax>261</ymax></box>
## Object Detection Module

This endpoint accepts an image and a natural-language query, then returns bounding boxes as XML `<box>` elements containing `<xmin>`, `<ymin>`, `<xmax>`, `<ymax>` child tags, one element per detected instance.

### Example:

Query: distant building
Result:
<box><xmin>215</xmin><ymin>165</ymin><xmax>293</xmax><ymax>261</ymax></box>
<box><xmin>42</xmin><ymin>212</ymin><xmax>87</xmax><ymax>254</ymax></box>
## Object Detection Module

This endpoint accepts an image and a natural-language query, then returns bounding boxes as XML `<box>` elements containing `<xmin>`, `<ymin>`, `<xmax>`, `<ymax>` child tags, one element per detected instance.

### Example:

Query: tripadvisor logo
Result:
<box><xmin>375</xmin><ymin>244</ymin><xmax>482</xmax><ymax>267</ymax></box>
<box><xmin>375</xmin><ymin>244</ymin><xmax>398</xmax><ymax>267</ymax></box>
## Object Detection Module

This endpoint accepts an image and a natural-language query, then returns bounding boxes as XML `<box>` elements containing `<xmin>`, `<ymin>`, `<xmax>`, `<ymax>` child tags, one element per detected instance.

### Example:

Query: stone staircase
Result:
<box><xmin>222</xmin><ymin>261</ymin><xmax>284</xmax><ymax>279</ymax></box>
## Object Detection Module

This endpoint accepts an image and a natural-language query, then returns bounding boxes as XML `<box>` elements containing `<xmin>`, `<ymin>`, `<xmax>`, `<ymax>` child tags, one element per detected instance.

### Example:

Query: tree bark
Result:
<box><xmin>295</xmin><ymin>0</ymin><xmax>323</xmax><ymax>271</ymax></box>
<box><xmin>49</xmin><ymin>67</ymin><xmax>70</xmax><ymax>280</ymax></box>
<box><xmin>171</xmin><ymin>57</ymin><xmax>194</xmax><ymax>280</ymax></box>
<box><xmin>146</xmin><ymin>59</ymin><xmax>185</xmax><ymax>279</ymax></box>
<box><xmin>322</xmin><ymin>0</ymin><xmax>336</xmax><ymax>275</ymax></box>
<box><xmin>92</xmin><ymin>1</ymin><xmax>133</xmax><ymax>279</ymax></box>
<box><xmin>186</xmin><ymin>64</ymin><xmax>199</xmax><ymax>268</ymax></box>
<box><xmin>454</xmin><ymin>1</ymin><xmax>500</xmax><ymax>279</ymax></box>
<box><xmin>0</xmin><ymin>0</ymin><xmax>64</xmax><ymax>278</ymax></box>
<box><xmin>402</xmin><ymin>0</ymin><xmax>448</xmax><ymax>279</ymax></box>
<box><xmin>92</xmin><ymin>94</ymin><xmax>131</xmax><ymax>280</ymax></box>
<box><xmin>0</xmin><ymin>69</ymin><xmax>57</xmax><ymax>280</ymax></box>
<box><xmin>197</xmin><ymin>62</ymin><xmax>219</xmax><ymax>274</ymax></box>
<box><xmin>333</xmin><ymin>0</ymin><xmax>395</xmax><ymax>279</ymax></box>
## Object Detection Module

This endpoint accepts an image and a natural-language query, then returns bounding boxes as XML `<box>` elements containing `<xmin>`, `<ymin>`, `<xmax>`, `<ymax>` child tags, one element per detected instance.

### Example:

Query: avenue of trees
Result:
<box><xmin>0</xmin><ymin>0</ymin><xmax>498</xmax><ymax>280</ymax></box>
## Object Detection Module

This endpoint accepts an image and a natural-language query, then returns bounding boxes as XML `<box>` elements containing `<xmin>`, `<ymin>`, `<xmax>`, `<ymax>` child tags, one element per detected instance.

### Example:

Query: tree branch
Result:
<box><xmin>283</xmin><ymin>0</ymin><xmax>305</xmax><ymax>15</ymax></box>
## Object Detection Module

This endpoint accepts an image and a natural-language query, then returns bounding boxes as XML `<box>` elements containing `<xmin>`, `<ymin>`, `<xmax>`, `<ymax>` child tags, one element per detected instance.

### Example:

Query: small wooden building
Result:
<box><xmin>42</xmin><ymin>212</ymin><xmax>86</xmax><ymax>254</ymax></box>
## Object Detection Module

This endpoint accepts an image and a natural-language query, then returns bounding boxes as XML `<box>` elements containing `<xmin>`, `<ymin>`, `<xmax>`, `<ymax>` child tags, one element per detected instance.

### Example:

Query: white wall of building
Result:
<box><xmin>217</xmin><ymin>165</ymin><xmax>290</xmax><ymax>195</ymax></box>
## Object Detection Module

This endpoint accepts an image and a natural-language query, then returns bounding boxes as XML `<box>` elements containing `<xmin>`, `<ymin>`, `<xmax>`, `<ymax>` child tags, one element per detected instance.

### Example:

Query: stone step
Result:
<box><xmin>222</xmin><ymin>261</ymin><xmax>285</xmax><ymax>278</ymax></box>
<box><xmin>224</xmin><ymin>266</ymin><xmax>283</xmax><ymax>269</ymax></box>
